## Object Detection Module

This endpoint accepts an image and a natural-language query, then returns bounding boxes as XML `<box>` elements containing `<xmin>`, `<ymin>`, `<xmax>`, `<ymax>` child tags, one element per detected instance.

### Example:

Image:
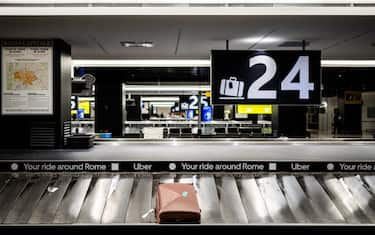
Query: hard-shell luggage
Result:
<box><xmin>156</xmin><ymin>183</ymin><xmax>201</xmax><ymax>224</ymax></box>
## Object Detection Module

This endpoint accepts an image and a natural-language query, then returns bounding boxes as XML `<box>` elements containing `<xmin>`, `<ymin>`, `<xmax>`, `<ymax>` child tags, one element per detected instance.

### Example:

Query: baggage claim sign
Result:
<box><xmin>211</xmin><ymin>50</ymin><xmax>321</xmax><ymax>105</ymax></box>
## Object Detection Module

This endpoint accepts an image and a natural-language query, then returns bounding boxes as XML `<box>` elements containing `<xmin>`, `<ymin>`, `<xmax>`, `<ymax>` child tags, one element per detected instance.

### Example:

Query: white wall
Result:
<box><xmin>319</xmin><ymin>96</ymin><xmax>338</xmax><ymax>137</ymax></box>
<box><xmin>156</xmin><ymin>107</ymin><xmax>172</xmax><ymax>117</ymax></box>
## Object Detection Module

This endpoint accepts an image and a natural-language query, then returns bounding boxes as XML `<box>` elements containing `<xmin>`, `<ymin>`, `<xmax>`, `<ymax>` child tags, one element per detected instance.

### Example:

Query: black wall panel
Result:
<box><xmin>95</xmin><ymin>76</ymin><xmax>123</xmax><ymax>137</ymax></box>
<box><xmin>126</xmin><ymin>95</ymin><xmax>141</xmax><ymax>121</ymax></box>
<box><xmin>278</xmin><ymin>106</ymin><xmax>307</xmax><ymax>138</ymax></box>
<box><xmin>344</xmin><ymin>104</ymin><xmax>362</xmax><ymax>135</ymax></box>
<box><xmin>0</xmin><ymin>39</ymin><xmax>71</xmax><ymax>149</ymax></box>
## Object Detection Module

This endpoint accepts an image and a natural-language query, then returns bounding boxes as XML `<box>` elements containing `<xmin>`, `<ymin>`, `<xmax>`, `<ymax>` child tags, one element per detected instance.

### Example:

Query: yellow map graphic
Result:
<box><xmin>6</xmin><ymin>63</ymin><xmax>49</xmax><ymax>91</ymax></box>
<box><xmin>14</xmin><ymin>70</ymin><xmax>38</xmax><ymax>86</ymax></box>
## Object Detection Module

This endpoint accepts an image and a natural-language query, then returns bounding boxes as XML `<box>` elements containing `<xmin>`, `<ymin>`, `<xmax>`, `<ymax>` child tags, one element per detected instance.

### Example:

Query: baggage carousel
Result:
<box><xmin>0</xmin><ymin>140</ymin><xmax>375</xmax><ymax>232</ymax></box>
<box><xmin>1</xmin><ymin>173</ymin><xmax>375</xmax><ymax>225</ymax></box>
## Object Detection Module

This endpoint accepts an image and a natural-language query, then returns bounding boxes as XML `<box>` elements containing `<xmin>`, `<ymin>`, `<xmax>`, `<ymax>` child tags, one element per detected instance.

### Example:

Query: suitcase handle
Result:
<box><xmin>229</xmin><ymin>76</ymin><xmax>237</xmax><ymax>81</ymax></box>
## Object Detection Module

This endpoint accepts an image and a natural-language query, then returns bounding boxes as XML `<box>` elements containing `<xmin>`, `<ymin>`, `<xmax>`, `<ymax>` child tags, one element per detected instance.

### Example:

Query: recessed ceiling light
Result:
<box><xmin>239</xmin><ymin>37</ymin><xmax>281</xmax><ymax>44</ymax></box>
<box><xmin>120</xmin><ymin>41</ymin><xmax>154</xmax><ymax>48</ymax></box>
<box><xmin>140</xmin><ymin>42</ymin><xmax>154</xmax><ymax>48</ymax></box>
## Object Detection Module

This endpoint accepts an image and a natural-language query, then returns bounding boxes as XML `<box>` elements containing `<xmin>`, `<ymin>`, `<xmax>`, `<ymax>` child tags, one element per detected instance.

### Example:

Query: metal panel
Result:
<box><xmin>53</xmin><ymin>175</ymin><xmax>92</xmax><ymax>224</ymax></box>
<box><xmin>77</xmin><ymin>176</ymin><xmax>112</xmax><ymax>224</ymax></box>
<box><xmin>101</xmin><ymin>175</ymin><xmax>134</xmax><ymax>224</ymax></box>
<box><xmin>177</xmin><ymin>175</ymin><xmax>194</xmax><ymax>184</ymax></box>
<box><xmin>28</xmin><ymin>176</ymin><xmax>72</xmax><ymax>224</ymax></box>
<box><xmin>362</xmin><ymin>175</ymin><xmax>375</xmax><ymax>194</ymax></box>
<box><xmin>0</xmin><ymin>176</ymin><xmax>29</xmax><ymax>223</ymax></box>
<box><xmin>126</xmin><ymin>176</ymin><xmax>153</xmax><ymax>223</ymax></box>
<box><xmin>159</xmin><ymin>175</ymin><xmax>175</xmax><ymax>184</ymax></box>
<box><xmin>238</xmin><ymin>176</ymin><xmax>271</xmax><ymax>223</ymax></box>
<box><xmin>342</xmin><ymin>175</ymin><xmax>375</xmax><ymax>223</ymax></box>
<box><xmin>218</xmin><ymin>176</ymin><xmax>248</xmax><ymax>224</ymax></box>
<box><xmin>4</xmin><ymin>176</ymin><xmax>51</xmax><ymax>224</ymax></box>
<box><xmin>300</xmin><ymin>176</ymin><xmax>345</xmax><ymax>223</ymax></box>
<box><xmin>323</xmin><ymin>175</ymin><xmax>368</xmax><ymax>223</ymax></box>
<box><xmin>196</xmin><ymin>175</ymin><xmax>223</xmax><ymax>223</ymax></box>
<box><xmin>280</xmin><ymin>175</ymin><xmax>318</xmax><ymax>223</ymax></box>
<box><xmin>150</xmin><ymin>177</ymin><xmax>159</xmax><ymax>223</ymax></box>
<box><xmin>257</xmin><ymin>175</ymin><xmax>295</xmax><ymax>223</ymax></box>
<box><xmin>0</xmin><ymin>175</ymin><xmax>10</xmax><ymax>193</ymax></box>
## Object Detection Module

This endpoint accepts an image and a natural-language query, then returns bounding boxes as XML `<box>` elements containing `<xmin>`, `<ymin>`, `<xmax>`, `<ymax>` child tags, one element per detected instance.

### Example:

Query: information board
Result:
<box><xmin>211</xmin><ymin>50</ymin><xmax>321</xmax><ymax>105</ymax></box>
<box><xmin>1</xmin><ymin>41</ymin><xmax>53</xmax><ymax>115</ymax></box>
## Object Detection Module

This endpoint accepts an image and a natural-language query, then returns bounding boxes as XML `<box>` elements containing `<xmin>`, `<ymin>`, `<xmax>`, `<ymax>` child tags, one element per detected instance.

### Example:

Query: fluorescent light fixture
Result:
<box><xmin>142</xmin><ymin>97</ymin><xmax>179</xmax><ymax>102</ymax></box>
<box><xmin>141</xmin><ymin>42</ymin><xmax>154</xmax><ymax>48</ymax></box>
<box><xmin>78</xmin><ymin>97</ymin><xmax>95</xmax><ymax>101</ymax></box>
<box><xmin>124</xmin><ymin>85</ymin><xmax>210</xmax><ymax>91</ymax></box>
<box><xmin>2</xmin><ymin>3</ymin><xmax>375</xmax><ymax>16</ymax></box>
<box><xmin>72</xmin><ymin>59</ymin><xmax>211</xmax><ymax>67</ymax></box>
<box><xmin>150</xmin><ymin>101</ymin><xmax>176</xmax><ymax>107</ymax></box>
<box><xmin>121</xmin><ymin>41</ymin><xmax>154</xmax><ymax>48</ymax></box>
<box><xmin>321</xmin><ymin>60</ymin><xmax>375</xmax><ymax>67</ymax></box>
<box><xmin>72</xmin><ymin>59</ymin><xmax>375</xmax><ymax>72</ymax></box>
<box><xmin>238</xmin><ymin>37</ymin><xmax>281</xmax><ymax>44</ymax></box>
<box><xmin>4</xmin><ymin>1</ymin><xmax>375</xmax><ymax>4</ymax></box>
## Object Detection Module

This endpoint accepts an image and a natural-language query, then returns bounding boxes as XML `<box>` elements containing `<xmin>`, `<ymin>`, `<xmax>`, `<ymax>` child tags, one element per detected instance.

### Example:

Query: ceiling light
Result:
<box><xmin>124</xmin><ymin>85</ymin><xmax>210</xmax><ymax>92</ymax></box>
<box><xmin>121</xmin><ymin>41</ymin><xmax>135</xmax><ymax>47</ymax></box>
<box><xmin>120</xmin><ymin>41</ymin><xmax>154</xmax><ymax>48</ymax></box>
<box><xmin>239</xmin><ymin>37</ymin><xmax>281</xmax><ymax>44</ymax></box>
<box><xmin>71</xmin><ymin>59</ymin><xmax>375</xmax><ymax>74</ymax></box>
<box><xmin>150</xmin><ymin>102</ymin><xmax>176</xmax><ymax>107</ymax></box>
<box><xmin>321</xmin><ymin>60</ymin><xmax>375</xmax><ymax>67</ymax></box>
<box><xmin>72</xmin><ymin>59</ymin><xmax>210</xmax><ymax>67</ymax></box>
<box><xmin>142</xmin><ymin>97</ymin><xmax>179</xmax><ymax>102</ymax></box>
<box><xmin>140</xmin><ymin>42</ymin><xmax>154</xmax><ymax>48</ymax></box>
<box><xmin>2</xmin><ymin>4</ymin><xmax>375</xmax><ymax>16</ymax></box>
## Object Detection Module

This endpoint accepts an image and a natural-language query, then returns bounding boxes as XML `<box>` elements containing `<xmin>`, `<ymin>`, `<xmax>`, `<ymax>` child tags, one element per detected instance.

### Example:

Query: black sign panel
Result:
<box><xmin>211</xmin><ymin>50</ymin><xmax>321</xmax><ymax>105</ymax></box>
<box><xmin>1</xmin><ymin>161</ymin><xmax>375</xmax><ymax>173</ymax></box>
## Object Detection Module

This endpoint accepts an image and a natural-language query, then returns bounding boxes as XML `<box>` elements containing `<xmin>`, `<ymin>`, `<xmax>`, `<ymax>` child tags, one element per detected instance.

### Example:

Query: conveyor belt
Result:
<box><xmin>29</xmin><ymin>176</ymin><xmax>72</xmax><ymax>224</ymax></box>
<box><xmin>1</xmin><ymin>173</ymin><xmax>375</xmax><ymax>224</ymax></box>
<box><xmin>101</xmin><ymin>176</ymin><xmax>134</xmax><ymax>224</ymax></box>
<box><xmin>53</xmin><ymin>176</ymin><xmax>92</xmax><ymax>223</ymax></box>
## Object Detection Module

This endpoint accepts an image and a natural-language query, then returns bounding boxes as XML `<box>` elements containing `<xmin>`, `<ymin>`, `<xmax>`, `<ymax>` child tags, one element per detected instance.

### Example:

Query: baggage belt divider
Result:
<box><xmin>0</xmin><ymin>161</ymin><xmax>375</xmax><ymax>174</ymax></box>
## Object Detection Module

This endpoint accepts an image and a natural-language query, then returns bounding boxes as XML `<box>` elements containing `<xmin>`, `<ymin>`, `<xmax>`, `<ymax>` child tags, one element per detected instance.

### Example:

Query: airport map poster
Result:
<box><xmin>211</xmin><ymin>50</ymin><xmax>321</xmax><ymax>105</ymax></box>
<box><xmin>1</xmin><ymin>45</ymin><xmax>53</xmax><ymax>115</ymax></box>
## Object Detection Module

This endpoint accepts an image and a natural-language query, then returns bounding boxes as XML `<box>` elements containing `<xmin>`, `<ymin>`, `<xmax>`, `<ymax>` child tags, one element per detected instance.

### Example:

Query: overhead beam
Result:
<box><xmin>1</xmin><ymin>6</ymin><xmax>375</xmax><ymax>16</ymax></box>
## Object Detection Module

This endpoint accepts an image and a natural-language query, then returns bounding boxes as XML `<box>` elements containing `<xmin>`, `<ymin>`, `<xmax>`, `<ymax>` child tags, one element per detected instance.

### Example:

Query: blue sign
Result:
<box><xmin>186</xmin><ymin>109</ymin><xmax>194</xmax><ymax>120</ymax></box>
<box><xmin>78</xmin><ymin>67</ymin><xmax>86</xmax><ymax>77</ymax></box>
<box><xmin>99</xmin><ymin>133</ymin><xmax>112</xmax><ymax>138</ymax></box>
<box><xmin>202</xmin><ymin>106</ymin><xmax>212</xmax><ymax>122</ymax></box>
<box><xmin>77</xmin><ymin>109</ymin><xmax>85</xmax><ymax>120</ymax></box>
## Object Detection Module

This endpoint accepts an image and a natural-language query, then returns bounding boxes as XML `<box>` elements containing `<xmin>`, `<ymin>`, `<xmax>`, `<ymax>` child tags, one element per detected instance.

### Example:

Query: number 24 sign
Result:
<box><xmin>211</xmin><ymin>50</ymin><xmax>321</xmax><ymax>105</ymax></box>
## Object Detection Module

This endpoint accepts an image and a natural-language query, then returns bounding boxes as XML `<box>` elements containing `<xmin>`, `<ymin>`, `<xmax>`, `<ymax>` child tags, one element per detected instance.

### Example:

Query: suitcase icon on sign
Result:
<box><xmin>219</xmin><ymin>77</ymin><xmax>244</xmax><ymax>98</ymax></box>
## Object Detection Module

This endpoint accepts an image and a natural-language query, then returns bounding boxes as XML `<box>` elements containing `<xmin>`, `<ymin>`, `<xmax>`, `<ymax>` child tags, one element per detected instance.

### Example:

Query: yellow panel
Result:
<box><xmin>237</xmin><ymin>105</ymin><xmax>272</xmax><ymax>114</ymax></box>
<box><xmin>204</xmin><ymin>91</ymin><xmax>211</xmax><ymax>97</ymax></box>
<box><xmin>79</xmin><ymin>101</ymin><xmax>90</xmax><ymax>114</ymax></box>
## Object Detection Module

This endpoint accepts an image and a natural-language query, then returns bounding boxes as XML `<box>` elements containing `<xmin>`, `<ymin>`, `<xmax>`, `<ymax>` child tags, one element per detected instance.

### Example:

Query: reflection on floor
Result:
<box><xmin>1</xmin><ymin>173</ymin><xmax>375</xmax><ymax>224</ymax></box>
